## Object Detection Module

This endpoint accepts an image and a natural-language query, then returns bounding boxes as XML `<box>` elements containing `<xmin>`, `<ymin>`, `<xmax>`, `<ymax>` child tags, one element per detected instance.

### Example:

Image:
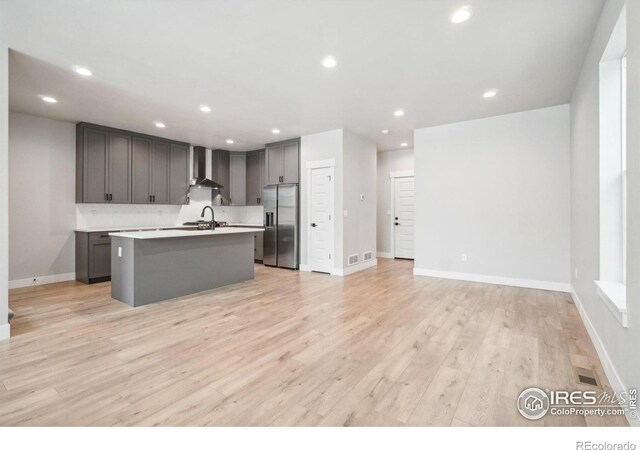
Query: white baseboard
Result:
<box><xmin>299</xmin><ymin>264</ymin><xmax>311</xmax><ymax>272</ymax></box>
<box><xmin>332</xmin><ymin>259</ymin><xmax>378</xmax><ymax>277</ymax></box>
<box><xmin>0</xmin><ymin>323</ymin><xmax>10</xmax><ymax>341</ymax></box>
<box><xmin>377</xmin><ymin>252</ymin><xmax>392</xmax><ymax>259</ymax></box>
<box><xmin>570</xmin><ymin>288</ymin><xmax>638</xmax><ymax>427</ymax></box>
<box><xmin>412</xmin><ymin>268</ymin><xmax>570</xmax><ymax>293</ymax></box>
<box><xmin>9</xmin><ymin>272</ymin><xmax>76</xmax><ymax>290</ymax></box>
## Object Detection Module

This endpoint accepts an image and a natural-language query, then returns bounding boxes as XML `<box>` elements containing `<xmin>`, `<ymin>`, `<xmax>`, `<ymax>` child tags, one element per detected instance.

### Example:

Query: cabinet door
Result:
<box><xmin>170</xmin><ymin>143</ymin><xmax>189</xmax><ymax>205</ymax></box>
<box><xmin>266</xmin><ymin>145</ymin><xmax>283</xmax><ymax>185</ymax></box>
<box><xmin>230</xmin><ymin>153</ymin><xmax>246</xmax><ymax>205</ymax></box>
<box><xmin>217</xmin><ymin>150</ymin><xmax>230</xmax><ymax>201</ymax></box>
<box><xmin>282</xmin><ymin>141</ymin><xmax>299</xmax><ymax>183</ymax></box>
<box><xmin>108</xmin><ymin>132</ymin><xmax>132</xmax><ymax>203</ymax></box>
<box><xmin>83</xmin><ymin>127</ymin><xmax>109</xmax><ymax>203</ymax></box>
<box><xmin>89</xmin><ymin>241</ymin><xmax>111</xmax><ymax>279</ymax></box>
<box><xmin>245</xmin><ymin>150</ymin><xmax>262</xmax><ymax>205</ymax></box>
<box><xmin>254</xmin><ymin>232</ymin><xmax>264</xmax><ymax>261</ymax></box>
<box><xmin>151</xmin><ymin>141</ymin><xmax>170</xmax><ymax>204</ymax></box>
<box><xmin>132</xmin><ymin>137</ymin><xmax>152</xmax><ymax>204</ymax></box>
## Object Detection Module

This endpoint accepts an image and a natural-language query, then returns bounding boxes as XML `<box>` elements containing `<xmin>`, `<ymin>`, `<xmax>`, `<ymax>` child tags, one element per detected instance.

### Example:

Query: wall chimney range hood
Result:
<box><xmin>191</xmin><ymin>146</ymin><xmax>223</xmax><ymax>189</ymax></box>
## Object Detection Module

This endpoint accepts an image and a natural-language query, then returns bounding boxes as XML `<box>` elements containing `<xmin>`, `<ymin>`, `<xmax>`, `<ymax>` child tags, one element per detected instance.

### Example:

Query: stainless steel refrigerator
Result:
<box><xmin>263</xmin><ymin>184</ymin><xmax>299</xmax><ymax>269</ymax></box>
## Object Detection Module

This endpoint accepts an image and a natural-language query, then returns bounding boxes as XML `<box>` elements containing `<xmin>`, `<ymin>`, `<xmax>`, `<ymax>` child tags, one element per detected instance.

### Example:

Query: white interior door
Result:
<box><xmin>310</xmin><ymin>167</ymin><xmax>333</xmax><ymax>273</ymax></box>
<box><xmin>393</xmin><ymin>176</ymin><xmax>415</xmax><ymax>259</ymax></box>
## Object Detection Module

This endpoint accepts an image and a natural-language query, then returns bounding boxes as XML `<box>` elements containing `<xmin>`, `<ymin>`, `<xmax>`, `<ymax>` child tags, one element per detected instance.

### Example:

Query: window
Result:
<box><xmin>596</xmin><ymin>7</ymin><xmax>627</xmax><ymax>327</ymax></box>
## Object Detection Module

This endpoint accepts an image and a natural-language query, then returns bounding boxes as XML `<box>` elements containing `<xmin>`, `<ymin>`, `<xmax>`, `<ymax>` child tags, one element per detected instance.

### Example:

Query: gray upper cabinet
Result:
<box><xmin>151</xmin><ymin>141</ymin><xmax>170</xmax><ymax>204</ymax></box>
<box><xmin>212</xmin><ymin>149</ymin><xmax>231</xmax><ymax>201</ymax></box>
<box><xmin>245</xmin><ymin>149</ymin><xmax>265</xmax><ymax>205</ymax></box>
<box><xmin>77</xmin><ymin>125</ymin><xmax>132</xmax><ymax>203</ymax></box>
<box><xmin>229</xmin><ymin>152</ymin><xmax>246</xmax><ymax>205</ymax></box>
<box><xmin>77</xmin><ymin>123</ymin><xmax>190</xmax><ymax>205</ymax></box>
<box><xmin>132</xmin><ymin>137</ymin><xmax>152</xmax><ymax>204</ymax></box>
<box><xmin>108</xmin><ymin>133</ymin><xmax>132</xmax><ymax>203</ymax></box>
<box><xmin>169</xmin><ymin>143</ymin><xmax>189</xmax><ymax>205</ymax></box>
<box><xmin>78</xmin><ymin>127</ymin><xmax>108</xmax><ymax>203</ymax></box>
<box><xmin>282</xmin><ymin>141</ymin><xmax>299</xmax><ymax>183</ymax></box>
<box><xmin>265</xmin><ymin>138</ymin><xmax>299</xmax><ymax>185</ymax></box>
<box><xmin>266</xmin><ymin>145</ymin><xmax>284</xmax><ymax>185</ymax></box>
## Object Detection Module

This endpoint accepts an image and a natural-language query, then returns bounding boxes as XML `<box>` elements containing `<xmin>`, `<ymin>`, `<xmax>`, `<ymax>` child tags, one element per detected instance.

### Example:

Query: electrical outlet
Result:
<box><xmin>461</xmin><ymin>253</ymin><xmax>468</xmax><ymax>262</ymax></box>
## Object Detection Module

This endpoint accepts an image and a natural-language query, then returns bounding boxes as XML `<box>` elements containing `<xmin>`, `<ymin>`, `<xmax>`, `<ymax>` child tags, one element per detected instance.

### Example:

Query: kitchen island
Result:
<box><xmin>109</xmin><ymin>227</ymin><xmax>263</xmax><ymax>307</ymax></box>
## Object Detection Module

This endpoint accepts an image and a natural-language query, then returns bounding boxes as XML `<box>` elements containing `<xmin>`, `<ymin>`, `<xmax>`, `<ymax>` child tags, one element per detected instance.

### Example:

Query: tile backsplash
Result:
<box><xmin>76</xmin><ymin>189</ymin><xmax>264</xmax><ymax>230</ymax></box>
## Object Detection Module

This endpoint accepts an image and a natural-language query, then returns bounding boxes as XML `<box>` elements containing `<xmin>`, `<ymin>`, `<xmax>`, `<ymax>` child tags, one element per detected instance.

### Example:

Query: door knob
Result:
<box><xmin>311</xmin><ymin>223</ymin><xmax>317</xmax><ymax>227</ymax></box>
<box><xmin>395</xmin><ymin>222</ymin><xmax>399</xmax><ymax>226</ymax></box>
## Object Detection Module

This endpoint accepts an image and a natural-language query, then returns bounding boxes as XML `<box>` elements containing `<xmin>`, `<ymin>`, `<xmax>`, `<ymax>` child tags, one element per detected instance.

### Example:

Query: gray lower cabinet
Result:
<box><xmin>254</xmin><ymin>232</ymin><xmax>263</xmax><ymax>262</ymax></box>
<box><xmin>265</xmin><ymin>138</ymin><xmax>299</xmax><ymax>185</ymax></box>
<box><xmin>246</xmin><ymin>149</ymin><xmax>265</xmax><ymax>205</ymax></box>
<box><xmin>77</xmin><ymin>122</ymin><xmax>190</xmax><ymax>205</ymax></box>
<box><xmin>75</xmin><ymin>232</ymin><xmax>112</xmax><ymax>284</ymax></box>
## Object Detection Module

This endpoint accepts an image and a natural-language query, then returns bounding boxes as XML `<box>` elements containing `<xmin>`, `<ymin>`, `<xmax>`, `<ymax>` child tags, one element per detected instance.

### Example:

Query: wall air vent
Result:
<box><xmin>363</xmin><ymin>251</ymin><xmax>373</xmax><ymax>262</ymax></box>
<box><xmin>348</xmin><ymin>254</ymin><xmax>359</xmax><ymax>266</ymax></box>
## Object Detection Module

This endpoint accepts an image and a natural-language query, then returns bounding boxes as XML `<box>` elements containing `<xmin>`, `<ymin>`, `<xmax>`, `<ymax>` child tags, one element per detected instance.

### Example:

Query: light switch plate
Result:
<box><xmin>343</xmin><ymin>210</ymin><xmax>348</xmax><ymax>217</ymax></box>
<box><xmin>118</xmin><ymin>247</ymin><xmax>122</xmax><ymax>257</ymax></box>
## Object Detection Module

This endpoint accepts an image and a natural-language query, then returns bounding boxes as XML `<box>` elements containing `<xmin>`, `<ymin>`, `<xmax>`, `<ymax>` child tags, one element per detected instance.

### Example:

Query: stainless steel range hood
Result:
<box><xmin>190</xmin><ymin>146</ymin><xmax>224</xmax><ymax>189</ymax></box>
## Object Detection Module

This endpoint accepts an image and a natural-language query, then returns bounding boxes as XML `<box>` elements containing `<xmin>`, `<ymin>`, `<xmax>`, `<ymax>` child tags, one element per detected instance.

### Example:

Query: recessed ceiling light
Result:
<box><xmin>200</xmin><ymin>105</ymin><xmax>211</xmax><ymax>113</ymax></box>
<box><xmin>483</xmin><ymin>89</ymin><xmax>498</xmax><ymax>98</ymax></box>
<box><xmin>272</xmin><ymin>128</ymin><xmax>281</xmax><ymax>134</ymax></box>
<box><xmin>74</xmin><ymin>66</ymin><xmax>92</xmax><ymax>77</ymax></box>
<box><xmin>451</xmin><ymin>6</ymin><xmax>473</xmax><ymax>24</ymax></box>
<box><xmin>40</xmin><ymin>95</ymin><xmax>57</xmax><ymax>104</ymax></box>
<box><xmin>381</xmin><ymin>129</ymin><xmax>390</xmax><ymax>134</ymax></box>
<box><xmin>226</xmin><ymin>139</ymin><xmax>234</xmax><ymax>144</ymax></box>
<box><xmin>394</xmin><ymin>109</ymin><xmax>405</xmax><ymax>117</ymax></box>
<box><xmin>154</xmin><ymin>122</ymin><xmax>166</xmax><ymax>128</ymax></box>
<box><xmin>321</xmin><ymin>55</ymin><xmax>337</xmax><ymax>68</ymax></box>
<box><xmin>401</xmin><ymin>142</ymin><xmax>408</xmax><ymax>147</ymax></box>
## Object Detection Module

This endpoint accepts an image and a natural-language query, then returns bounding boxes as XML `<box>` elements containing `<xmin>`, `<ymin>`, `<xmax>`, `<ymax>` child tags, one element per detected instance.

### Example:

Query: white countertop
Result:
<box><xmin>76</xmin><ymin>224</ymin><xmax>263</xmax><ymax>232</ymax></box>
<box><xmin>109</xmin><ymin>227</ymin><xmax>264</xmax><ymax>240</ymax></box>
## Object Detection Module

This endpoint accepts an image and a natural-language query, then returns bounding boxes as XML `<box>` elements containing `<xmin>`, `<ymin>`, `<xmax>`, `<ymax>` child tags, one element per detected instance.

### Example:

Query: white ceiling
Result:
<box><xmin>2</xmin><ymin>0</ymin><xmax>604</xmax><ymax>151</ymax></box>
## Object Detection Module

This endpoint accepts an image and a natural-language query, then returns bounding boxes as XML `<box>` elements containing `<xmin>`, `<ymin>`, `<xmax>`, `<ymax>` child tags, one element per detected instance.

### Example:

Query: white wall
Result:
<box><xmin>300</xmin><ymin>129</ymin><xmax>377</xmax><ymax>274</ymax></box>
<box><xmin>342</xmin><ymin>130</ymin><xmax>377</xmax><ymax>270</ymax></box>
<box><xmin>9</xmin><ymin>112</ymin><xmax>76</xmax><ymax>283</ymax></box>
<box><xmin>376</xmin><ymin>149</ymin><xmax>414</xmax><ymax>257</ymax></box>
<box><xmin>0</xmin><ymin>19</ymin><xmax>9</xmax><ymax>339</ymax></box>
<box><xmin>571</xmin><ymin>0</ymin><xmax>640</xmax><ymax>421</ymax></box>
<box><xmin>414</xmin><ymin>105</ymin><xmax>571</xmax><ymax>291</ymax></box>
<box><xmin>300</xmin><ymin>129</ymin><xmax>343</xmax><ymax>271</ymax></box>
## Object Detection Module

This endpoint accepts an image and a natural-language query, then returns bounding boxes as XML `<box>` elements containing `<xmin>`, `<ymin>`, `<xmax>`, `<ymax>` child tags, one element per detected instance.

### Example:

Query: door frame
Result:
<box><xmin>389</xmin><ymin>170</ymin><xmax>414</xmax><ymax>259</ymax></box>
<box><xmin>305</xmin><ymin>159</ymin><xmax>335</xmax><ymax>274</ymax></box>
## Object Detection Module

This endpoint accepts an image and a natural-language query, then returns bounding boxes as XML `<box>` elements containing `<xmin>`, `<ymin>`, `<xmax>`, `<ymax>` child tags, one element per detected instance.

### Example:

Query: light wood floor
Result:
<box><xmin>0</xmin><ymin>259</ymin><xmax>626</xmax><ymax>426</ymax></box>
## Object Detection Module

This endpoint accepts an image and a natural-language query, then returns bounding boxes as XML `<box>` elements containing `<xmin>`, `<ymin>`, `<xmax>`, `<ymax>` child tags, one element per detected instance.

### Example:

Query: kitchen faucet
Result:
<box><xmin>201</xmin><ymin>206</ymin><xmax>215</xmax><ymax>230</ymax></box>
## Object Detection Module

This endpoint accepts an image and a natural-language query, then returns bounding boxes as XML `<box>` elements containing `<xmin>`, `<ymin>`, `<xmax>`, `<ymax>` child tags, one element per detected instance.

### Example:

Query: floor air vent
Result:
<box><xmin>348</xmin><ymin>254</ymin><xmax>359</xmax><ymax>266</ymax></box>
<box><xmin>573</xmin><ymin>367</ymin><xmax>600</xmax><ymax>387</ymax></box>
<box><xmin>363</xmin><ymin>251</ymin><xmax>373</xmax><ymax>262</ymax></box>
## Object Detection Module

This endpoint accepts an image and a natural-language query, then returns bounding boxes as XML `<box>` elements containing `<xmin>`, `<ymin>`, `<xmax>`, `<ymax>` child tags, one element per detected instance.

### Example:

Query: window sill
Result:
<box><xmin>594</xmin><ymin>280</ymin><xmax>628</xmax><ymax>327</ymax></box>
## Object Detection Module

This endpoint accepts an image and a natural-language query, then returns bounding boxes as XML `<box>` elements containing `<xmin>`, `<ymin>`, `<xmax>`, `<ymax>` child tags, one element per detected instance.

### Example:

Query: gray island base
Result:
<box><xmin>109</xmin><ymin>228</ymin><xmax>263</xmax><ymax>307</ymax></box>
